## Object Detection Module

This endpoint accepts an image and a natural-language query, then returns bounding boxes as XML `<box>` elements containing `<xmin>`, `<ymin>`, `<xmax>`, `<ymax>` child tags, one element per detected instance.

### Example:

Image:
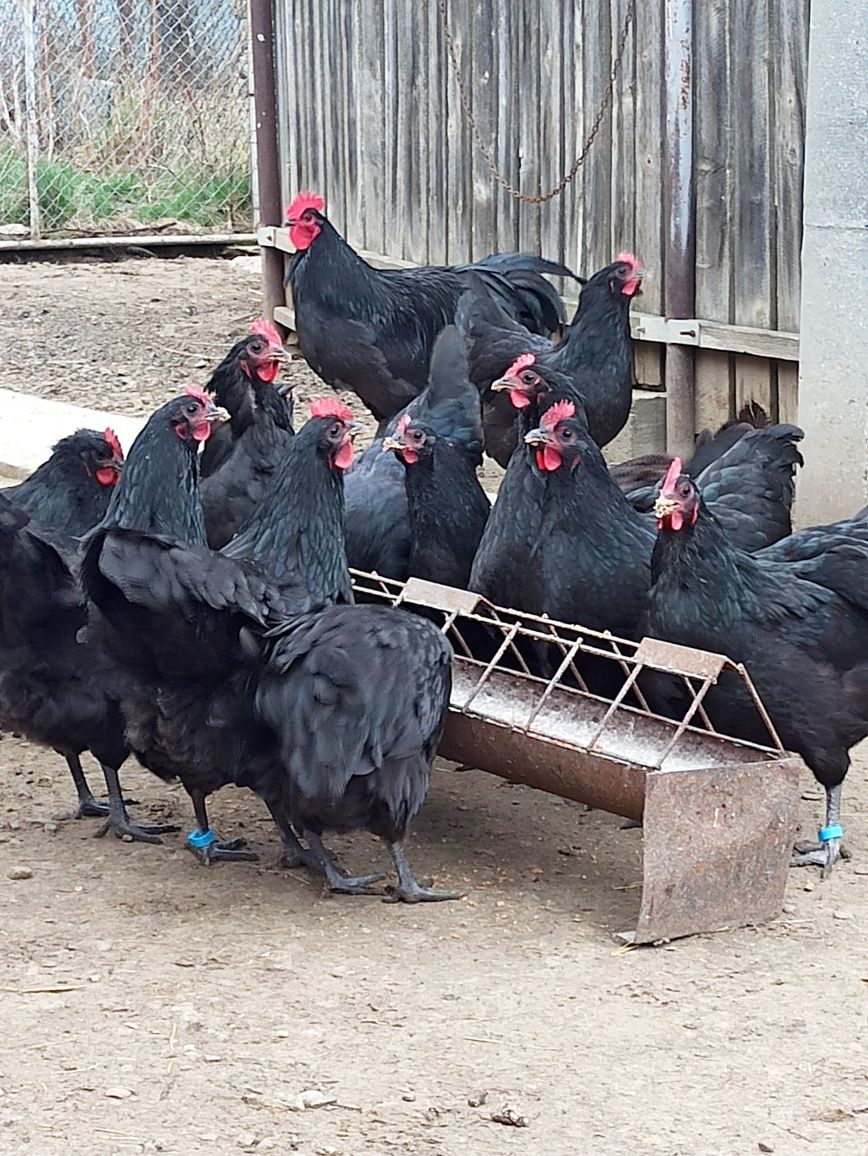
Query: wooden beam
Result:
<box><xmin>262</xmin><ymin>229</ymin><xmax>800</xmax><ymax>362</ymax></box>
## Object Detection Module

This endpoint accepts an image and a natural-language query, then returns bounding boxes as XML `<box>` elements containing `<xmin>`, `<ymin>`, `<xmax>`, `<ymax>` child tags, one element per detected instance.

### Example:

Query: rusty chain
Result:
<box><xmin>437</xmin><ymin>0</ymin><xmax>637</xmax><ymax>205</ymax></box>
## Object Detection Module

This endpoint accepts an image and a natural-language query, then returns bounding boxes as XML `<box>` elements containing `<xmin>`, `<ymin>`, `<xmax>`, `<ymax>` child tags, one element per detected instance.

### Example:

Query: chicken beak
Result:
<box><xmin>653</xmin><ymin>494</ymin><xmax>679</xmax><ymax>520</ymax></box>
<box><xmin>382</xmin><ymin>435</ymin><xmax>403</xmax><ymax>454</ymax></box>
<box><xmin>523</xmin><ymin>427</ymin><xmax>550</xmax><ymax>446</ymax></box>
<box><xmin>207</xmin><ymin>405</ymin><xmax>231</xmax><ymax>424</ymax></box>
<box><xmin>490</xmin><ymin>375</ymin><xmax>514</xmax><ymax>393</ymax></box>
<box><xmin>347</xmin><ymin>420</ymin><xmax>364</xmax><ymax>439</ymax></box>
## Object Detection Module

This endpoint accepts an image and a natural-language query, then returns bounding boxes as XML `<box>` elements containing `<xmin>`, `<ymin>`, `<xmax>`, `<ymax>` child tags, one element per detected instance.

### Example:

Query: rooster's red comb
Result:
<box><xmin>540</xmin><ymin>399</ymin><xmax>576</xmax><ymax>431</ymax></box>
<box><xmin>103</xmin><ymin>427</ymin><xmax>123</xmax><ymax>460</ymax></box>
<box><xmin>660</xmin><ymin>457</ymin><xmax>685</xmax><ymax>495</ymax></box>
<box><xmin>395</xmin><ymin>413</ymin><xmax>412</xmax><ymax>438</ymax></box>
<box><xmin>616</xmin><ymin>251</ymin><xmax>643</xmax><ymax>273</ymax></box>
<box><xmin>286</xmin><ymin>191</ymin><xmax>325</xmax><ymax>221</ymax></box>
<box><xmin>185</xmin><ymin>385</ymin><xmax>211</xmax><ymax>406</ymax></box>
<box><xmin>504</xmin><ymin>353</ymin><xmax>537</xmax><ymax>379</ymax></box>
<box><xmin>250</xmin><ymin>317</ymin><xmax>283</xmax><ymax>347</ymax></box>
<box><xmin>310</xmin><ymin>397</ymin><xmax>353</xmax><ymax>423</ymax></box>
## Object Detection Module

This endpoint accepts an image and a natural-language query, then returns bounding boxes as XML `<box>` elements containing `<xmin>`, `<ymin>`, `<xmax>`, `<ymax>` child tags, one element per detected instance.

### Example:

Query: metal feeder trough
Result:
<box><xmin>351</xmin><ymin>570</ymin><xmax>801</xmax><ymax>944</ymax></box>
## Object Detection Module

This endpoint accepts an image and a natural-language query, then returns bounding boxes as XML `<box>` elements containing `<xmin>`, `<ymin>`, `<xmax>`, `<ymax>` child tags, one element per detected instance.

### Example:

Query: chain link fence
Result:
<box><xmin>0</xmin><ymin>0</ymin><xmax>252</xmax><ymax>241</ymax></box>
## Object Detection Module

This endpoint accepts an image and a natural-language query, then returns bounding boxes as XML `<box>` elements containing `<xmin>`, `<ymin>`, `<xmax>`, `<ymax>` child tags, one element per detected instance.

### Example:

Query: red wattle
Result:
<box><xmin>401</xmin><ymin>448</ymin><xmax>419</xmax><ymax>465</ymax></box>
<box><xmin>334</xmin><ymin>439</ymin><xmax>354</xmax><ymax>470</ymax></box>
<box><xmin>257</xmin><ymin>361</ymin><xmax>280</xmax><ymax>383</ymax></box>
<box><xmin>191</xmin><ymin>422</ymin><xmax>212</xmax><ymax>442</ymax></box>
<box><xmin>542</xmin><ymin>444</ymin><xmax>562</xmax><ymax>471</ymax></box>
<box><xmin>509</xmin><ymin>389</ymin><xmax>531</xmax><ymax>409</ymax></box>
<box><xmin>671</xmin><ymin>510</ymin><xmax>684</xmax><ymax>531</ymax></box>
<box><xmin>95</xmin><ymin>466</ymin><xmax>118</xmax><ymax>486</ymax></box>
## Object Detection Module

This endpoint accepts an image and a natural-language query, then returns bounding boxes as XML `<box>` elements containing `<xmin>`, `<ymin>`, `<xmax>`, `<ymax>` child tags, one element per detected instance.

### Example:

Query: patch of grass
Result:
<box><xmin>0</xmin><ymin>146</ymin><xmax>250</xmax><ymax>232</ymax></box>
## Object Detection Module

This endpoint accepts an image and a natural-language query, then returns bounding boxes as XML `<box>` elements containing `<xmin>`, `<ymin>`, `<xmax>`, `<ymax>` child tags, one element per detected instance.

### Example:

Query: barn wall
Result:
<box><xmin>271</xmin><ymin>0</ymin><xmax>808</xmax><ymax>433</ymax></box>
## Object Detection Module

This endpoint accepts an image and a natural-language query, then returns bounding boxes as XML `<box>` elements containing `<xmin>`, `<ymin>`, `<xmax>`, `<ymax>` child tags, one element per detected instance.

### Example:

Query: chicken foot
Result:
<box><xmin>383</xmin><ymin>842</ymin><xmax>463</xmax><ymax>903</ymax></box>
<box><xmin>303</xmin><ymin>831</ymin><xmax>386</xmax><ymax>895</ymax></box>
<box><xmin>791</xmin><ymin>784</ymin><xmax>850</xmax><ymax>877</ymax></box>
<box><xmin>186</xmin><ymin>788</ymin><xmax>258</xmax><ymax>864</ymax></box>
<box><xmin>94</xmin><ymin>763</ymin><xmax>179</xmax><ymax>843</ymax></box>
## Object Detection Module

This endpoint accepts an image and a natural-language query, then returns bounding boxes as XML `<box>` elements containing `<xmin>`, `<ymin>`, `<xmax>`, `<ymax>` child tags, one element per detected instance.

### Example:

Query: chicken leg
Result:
<box><xmin>384</xmin><ymin>842</ymin><xmax>463</xmax><ymax>903</ymax></box>
<box><xmin>302</xmin><ymin>830</ymin><xmax>386</xmax><ymax>895</ymax></box>
<box><xmin>95</xmin><ymin>762</ymin><xmax>179</xmax><ymax>843</ymax></box>
<box><xmin>63</xmin><ymin>752</ymin><xmax>114</xmax><ymax>819</ymax></box>
<box><xmin>791</xmin><ymin>784</ymin><xmax>850</xmax><ymax>877</ymax></box>
<box><xmin>264</xmin><ymin>800</ymin><xmax>321</xmax><ymax>870</ymax></box>
<box><xmin>185</xmin><ymin>787</ymin><xmax>258</xmax><ymax>864</ymax></box>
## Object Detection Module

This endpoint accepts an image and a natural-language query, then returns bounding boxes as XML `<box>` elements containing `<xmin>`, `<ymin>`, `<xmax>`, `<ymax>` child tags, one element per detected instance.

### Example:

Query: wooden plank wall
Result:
<box><xmin>274</xmin><ymin>0</ymin><xmax>808</xmax><ymax>432</ymax></box>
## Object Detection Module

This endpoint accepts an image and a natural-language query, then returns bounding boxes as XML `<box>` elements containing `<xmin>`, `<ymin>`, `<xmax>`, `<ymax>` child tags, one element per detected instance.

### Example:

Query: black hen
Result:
<box><xmin>382</xmin><ymin>411</ymin><xmax>490</xmax><ymax>589</ymax></box>
<box><xmin>0</xmin><ymin>494</ymin><xmax>173</xmax><ymax>840</ymax></box>
<box><xmin>344</xmin><ymin>326</ymin><xmax>485</xmax><ymax>581</ymax></box>
<box><xmin>456</xmin><ymin>253</ymin><xmax>643</xmax><ymax>464</ymax></box>
<box><xmin>83</xmin><ymin>390</ymin><xmax>307</xmax><ymax>861</ymax></box>
<box><xmin>200</xmin><ymin>319</ymin><xmax>291</xmax><ymax>477</ymax></box>
<box><xmin>285</xmin><ymin>191</ymin><xmax>575</xmax><ymax>424</ymax></box>
<box><xmin>201</xmin><ymin>358</ymin><xmax>295</xmax><ymax>549</ymax></box>
<box><xmin>255</xmin><ymin>603</ymin><xmax>458</xmax><ymax>901</ymax></box>
<box><xmin>648</xmin><ymin>463</ymin><xmax>868</xmax><ymax>875</ymax></box>
<box><xmin>3</xmin><ymin>428</ymin><xmax>124</xmax><ymax>537</ymax></box>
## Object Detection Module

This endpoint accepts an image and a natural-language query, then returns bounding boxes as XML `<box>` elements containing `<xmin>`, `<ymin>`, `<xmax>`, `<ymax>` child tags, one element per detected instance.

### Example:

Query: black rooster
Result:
<box><xmin>648</xmin><ymin>461</ymin><xmax>868</xmax><ymax>875</ymax></box>
<box><xmin>456</xmin><ymin>253</ymin><xmax>643</xmax><ymax>464</ymax></box>
<box><xmin>285</xmin><ymin>191</ymin><xmax>575</xmax><ymax>424</ymax></box>
<box><xmin>200</xmin><ymin>319</ymin><xmax>291</xmax><ymax>478</ymax></box>
<box><xmin>3</xmin><ymin>428</ymin><xmax>124</xmax><ymax>537</ymax></box>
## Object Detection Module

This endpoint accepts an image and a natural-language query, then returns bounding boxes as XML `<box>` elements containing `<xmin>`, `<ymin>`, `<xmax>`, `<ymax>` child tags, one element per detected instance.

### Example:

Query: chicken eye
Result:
<box><xmin>679</xmin><ymin>482</ymin><xmax>692</xmax><ymax>497</ymax></box>
<box><xmin>521</xmin><ymin>371</ymin><xmax>537</xmax><ymax>385</ymax></box>
<box><xmin>249</xmin><ymin>339</ymin><xmax>264</xmax><ymax>354</ymax></box>
<box><xmin>560</xmin><ymin>427</ymin><xmax>574</xmax><ymax>441</ymax></box>
<box><xmin>328</xmin><ymin>422</ymin><xmax>342</xmax><ymax>439</ymax></box>
<box><xmin>411</xmin><ymin>429</ymin><xmax>425</xmax><ymax>443</ymax></box>
<box><xmin>184</xmin><ymin>402</ymin><xmax>199</xmax><ymax>416</ymax></box>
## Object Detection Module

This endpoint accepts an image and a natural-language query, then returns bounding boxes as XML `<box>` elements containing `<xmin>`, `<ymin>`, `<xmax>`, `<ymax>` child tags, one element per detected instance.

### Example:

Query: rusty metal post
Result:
<box><xmin>663</xmin><ymin>0</ymin><xmax>696</xmax><ymax>457</ymax></box>
<box><xmin>249</xmin><ymin>0</ymin><xmax>286</xmax><ymax>322</ymax></box>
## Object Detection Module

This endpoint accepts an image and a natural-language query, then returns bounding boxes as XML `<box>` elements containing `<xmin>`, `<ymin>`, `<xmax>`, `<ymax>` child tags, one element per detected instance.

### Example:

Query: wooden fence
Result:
<box><xmin>263</xmin><ymin>0</ymin><xmax>808</xmax><ymax>436</ymax></box>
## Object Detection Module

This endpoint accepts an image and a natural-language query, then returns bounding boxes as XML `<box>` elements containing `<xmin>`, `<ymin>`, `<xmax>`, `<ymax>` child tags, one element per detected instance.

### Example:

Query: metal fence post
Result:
<box><xmin>20</xmin><ymin>0</ymin><xmax>40</xmax><ymax>240</ymax></box>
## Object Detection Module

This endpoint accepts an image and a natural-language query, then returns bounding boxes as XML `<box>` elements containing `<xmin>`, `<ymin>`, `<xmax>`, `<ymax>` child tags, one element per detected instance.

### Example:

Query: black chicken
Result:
<box><xmin>3</xmin><ymin>428</ymin><xmax>124</xmax><ymax>537</ymax></box>
<box><xmin>201</xmin><ymin>339</ymin><xmax>295</xmax><ymax>549</ymax></box>
<box><xmin>0</xmin><ymin>494</ymin><xmax>173</xmax><ymax>840</ymax></box>
<box><xmin>456</xmin><ymin>253</ymin><xmax>643</xmax><ymax>465</ymax></box>
<box><xmin>285</xmin><ymin>191</ymin><xmax>575</xmax><ymax>424</ymax></box>
<box><xmin>383</xmin><ymin>411</ymin><xmax>490</xmax><ymax>588</ymax></box>
<box><xmin>649</xmin><ymin>461</ymin><xmax>868</xmax><ymax>875</ymax></box>
<box><xmin>82</xmin><ymin>390</ymin><xmax>330</xmax><ymax>863</ymax></box>
<box><xmin>255</xmin><ymin>604</ymin><xmax>458</xmax><ymax>901</ymax></box>
<box><xmin>344</xmin><ymin>326</ymin><xmax>485</xmax><ymax>581</ymax></box>
<box><xmin>200</xmin><ymin>319</ymin><xmax>291</xmax><ymax>478</ymax></box>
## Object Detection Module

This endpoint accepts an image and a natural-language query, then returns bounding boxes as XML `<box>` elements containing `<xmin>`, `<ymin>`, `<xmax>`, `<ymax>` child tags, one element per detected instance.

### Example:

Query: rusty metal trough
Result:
<box><xmin>351</xmin><ymin>570</ymin><xmax>801</xmax><ymax>944</ymax></box>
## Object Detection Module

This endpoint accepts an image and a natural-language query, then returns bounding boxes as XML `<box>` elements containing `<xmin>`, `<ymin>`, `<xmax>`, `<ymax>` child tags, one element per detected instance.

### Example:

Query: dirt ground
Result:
<box><xmin>0</xmin><ymin>255</ymin><xmax>867</xmax><ymax>1156</ymax></box>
